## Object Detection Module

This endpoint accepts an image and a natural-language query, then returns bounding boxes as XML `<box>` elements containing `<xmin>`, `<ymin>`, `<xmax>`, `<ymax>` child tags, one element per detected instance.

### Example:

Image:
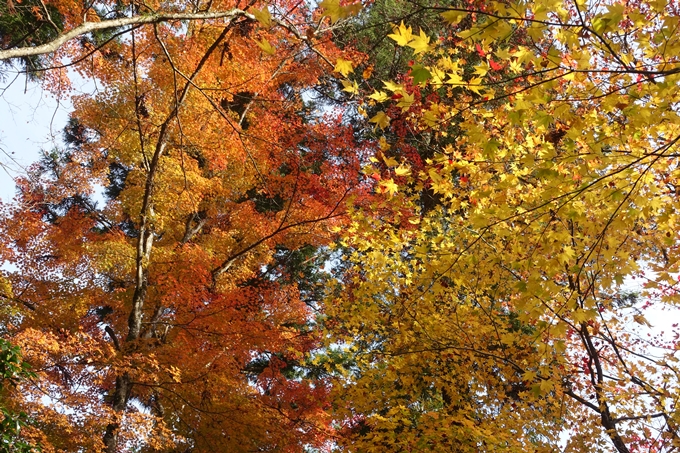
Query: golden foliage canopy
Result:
<box><xmin>327</xmin><ymin>0</ymin><xmax>680</xmax><ymax>452</ymax></box>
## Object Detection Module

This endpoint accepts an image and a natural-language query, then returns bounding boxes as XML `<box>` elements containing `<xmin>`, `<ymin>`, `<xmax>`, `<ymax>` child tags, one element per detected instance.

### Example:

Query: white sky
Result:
<box><xmin>0</xmin><ymin>74</ymin><xmax>72</xmax><ymax>202</ymax></box>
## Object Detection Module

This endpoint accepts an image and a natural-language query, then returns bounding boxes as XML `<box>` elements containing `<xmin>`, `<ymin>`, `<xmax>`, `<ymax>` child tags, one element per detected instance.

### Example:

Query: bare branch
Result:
<box><xmin>0</xmin><ymin>9</ymin><xmax>248</xmax><ymax>61</ymax></box>
<box><xmin>104</xmin><ymin>325</ymin><xmax>121</xmax><ymax>351</ymax></box>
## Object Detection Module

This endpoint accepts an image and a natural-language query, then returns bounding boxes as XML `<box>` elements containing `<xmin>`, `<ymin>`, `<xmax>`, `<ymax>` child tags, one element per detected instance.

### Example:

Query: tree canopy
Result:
<box><xmin>1</xmin><ymin>0</ymin><xmax>680</xmax><ymax>451</ymax></box>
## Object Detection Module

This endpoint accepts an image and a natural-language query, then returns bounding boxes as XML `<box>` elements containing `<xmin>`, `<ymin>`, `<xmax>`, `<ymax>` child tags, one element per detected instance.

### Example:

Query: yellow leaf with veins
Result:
<box><xmin>370</xmin><ymin>111</ymin><xmax>391</xmax><ymax>130</ymax></box>
<box><xmin>255</xmin><ymin>38</ymin><xmax>276</xmax><ymax>55</ymax></box>
<box><xmin>407</xmin><ymin>30</ymin><xmax>432</xmax><ymax>54</ymax></box>
<box><xmin>319</xmin><ymin>0</ymin><xmax>362</xmax><ymax>23</ymax></box>
<box><xmin>334</xmin><ymin>58</ymin><xmax>354</xmax><ymax>77</ymax></box>
<box><xmin>388</xmin><ymin>21</ymin><xmax>414</xmax><ymax>46</ymax></box>
<box><xmin>251</xmin><ymin>7</ymin><xmax>272</xmax><ymax>28</ymax></box>
<box><xmin>369</xmin><ymin>91</ymin><xmax>389</xmax><ymax>102</ymax></box>
<box><xmin>441</xmin><ymin>9</ymin><xmax>468</xmax><ymax>24</ymax></box>
<box><xmin>341</xmin><ymin>79</ymin><xmax>359</xmax><ymax>94</ymax></box>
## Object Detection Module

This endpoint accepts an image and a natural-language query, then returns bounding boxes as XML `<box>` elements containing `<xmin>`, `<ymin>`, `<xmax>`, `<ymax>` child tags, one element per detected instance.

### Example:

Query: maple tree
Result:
<box><xmin>3</xmin><ymin>0</ymin><xmax>680</xmax><ymax>451</ymax></box>
<box><xmin>0</xmin><ymin>0</ymin><xmax>366</xmax><ymax>89</ymax></box>
<box><xmin>327</xmin><ymin>0</ymin><xmax>680</xmax><ymax>452</ymax></box>
<box><xmin>0</xmin><ymin>0</ymin><xmax>367</xmax><ymax>451</ymax></box>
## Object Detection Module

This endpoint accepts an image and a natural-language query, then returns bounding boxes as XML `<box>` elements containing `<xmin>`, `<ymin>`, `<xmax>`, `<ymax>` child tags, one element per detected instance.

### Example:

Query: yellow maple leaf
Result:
<box><xmin>369</xmin><ymin>111</ymin><xmax>391</xmax><ymax>130</ymax></box>
<box><xmin>369</xmin><ymin>90</ymin><xmax>389</xmax><ymax>102</ymax></box>
<box><xmin>251</xmin><ymin>7</ymin><xmax>272</xmax><ymax>28</ymax></box>
<box><xmin>473</xmin><ymin>62</ymin><xmax>489</xmax><ymax>77</ymax></box>
<box><xmin>495</xmin><ymin>47</ymin><xmax>513</xmax><ymax>60</ymax></box>
<box><xmin>379</xmin><ymin>178</ymin><xmax>399</xmax><ymax>195</ymax></box>
<box><xmin>169</xmin><ymin>365</ymin><xmax>182</xmax><ymax>383</ymax></box>
<box><xmin>0</xmin><ymin>276</ymin><xmax>12</xmax><ymax>298</ymax></box>
<box><xmin>633</xmin><ymin>313</ymin><xmax>653</xmax><ymax>327</ymax></box>
<box><xmin>341</xmin><ymin>79</ymin><xmax>359</xmax><ymax>95</ymax></box>
<box><xmin>407</xmin><ymin>29</ymin><xmax>432</xmax><ymax>54</ymax></box>
<box><xmin>430</xmin><ymin>67</ymin><xmax>446</xmax><ymax>86</ymax></box>
<box><xmin>379</xmin><ymin>136</ymin><xmax>391</xmax><ymax>151</ymax></box>
<box><xmin>383</xmin><ymin>80</ymin><xmax>404</xmax><ymax>92</ymax></box>
<box><xmin>466</xmin><ymin>77</ymin><xmax>484</xmax><ymax>95</ymax></box>
<box><xmin>388</xmin><ymin>21</ymin><xmax>414</xmax><ymax>46</ymax></box>
<box><xmin>422</xmin><ymin>103</ymin><xmax>441</xmax><ymax>127</ymax></box>
<box><xmin>255</xmin><ymin>38</ymin><xmax>276</xmax><ymax>55</ymax></box>
<box><xmin>334</xmin><ymin>58</ymin><xmax>354</xmax><ymax>77</ymax></box>
<box><xmin>441</xmin><ymin>9</ymin><xmax>467</xmax><ymax>25</ymax></box>
<box><xmin>397</xmin><ymin>91</ymin><xmax>415</xmax><ymax>111</ymax></box>
<box><xmin>319</xmin><ymin>0</ymin><xmax>361</xmax><ymax>23</ymax></box>
<box><xmin>319</xmin><ymin>0</ymin><xmax>343</xmax><ymax>23</ymax></box>
<box><xmin>558</xmin><ymin>245</ymin><xmax>575</xmax><ymax>264</ymax></box>
<box><xmin>382</xmin><ymin>154</ymin><xmax>399</xmax><ymax>167</ymax></box>
<box><xmin>395</xmin><ymin>165</ymin><xmax>411</xmax><ymax>176</ymax></box>
<box><xmin>447</xmin><ymin>71</ymin><xmax>464</xmax><ymax>85</ymax></box>
<box><xmin>539</xmin><ymin>379</ymin><xmax>554</xmax><ymax>394</ymax></box>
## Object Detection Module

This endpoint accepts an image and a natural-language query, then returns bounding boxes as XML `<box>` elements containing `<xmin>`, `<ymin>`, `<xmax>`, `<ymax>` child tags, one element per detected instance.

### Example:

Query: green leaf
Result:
<box><xmin>411</xmin><ymin>65</ymin><xmax>432</xmax><ymax>84</ymax></box>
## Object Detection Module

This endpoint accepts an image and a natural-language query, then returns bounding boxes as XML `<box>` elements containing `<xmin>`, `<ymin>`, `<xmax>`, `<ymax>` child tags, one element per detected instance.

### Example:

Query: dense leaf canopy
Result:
<box><xmin>0</xmin><ymin>0</ymin><xmax>679</xmax><ymax>451</ymax></box>
<box><xmin>328</xmin><ymin>1</ymin><xmax>680</xmax><ymax>452</ymax></box>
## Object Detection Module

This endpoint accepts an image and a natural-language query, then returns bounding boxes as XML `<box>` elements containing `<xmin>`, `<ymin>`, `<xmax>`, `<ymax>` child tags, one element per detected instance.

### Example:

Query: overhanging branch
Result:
<box><xmin>0</xmin><ymin>10</ymin><xmax>248</xmax><ymax>61</ymax></box>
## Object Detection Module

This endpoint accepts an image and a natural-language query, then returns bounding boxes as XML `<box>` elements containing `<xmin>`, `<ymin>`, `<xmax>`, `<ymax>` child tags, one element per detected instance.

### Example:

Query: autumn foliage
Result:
<box><xmin>1</xmin><ymin>0</ymin><xmax>680</xmax><ymax>451</ymax></box>
<box><xmin>327</xmin><ymin>1</ymin><xmax>680</xmax><ymax>452</ymax></box>
<box><xmin>0</xmin><ymin>0</ymin><xmax>366</xmax><ymax>451</ymax></box>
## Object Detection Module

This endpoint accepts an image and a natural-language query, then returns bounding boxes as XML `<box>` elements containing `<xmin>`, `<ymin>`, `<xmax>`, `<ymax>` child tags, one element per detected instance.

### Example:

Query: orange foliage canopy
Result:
<box><xmin>0</xmin><ymin>1</ymin><xmax>366</xmax><ymax>451</ymax></box>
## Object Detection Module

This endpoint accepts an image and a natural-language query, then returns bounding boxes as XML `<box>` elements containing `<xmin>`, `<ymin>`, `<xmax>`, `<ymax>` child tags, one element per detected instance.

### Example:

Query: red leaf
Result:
<box><xmin>489</xmin><ymin>59</ymin><xmax>503</xmax><ymax>71</ymax></box>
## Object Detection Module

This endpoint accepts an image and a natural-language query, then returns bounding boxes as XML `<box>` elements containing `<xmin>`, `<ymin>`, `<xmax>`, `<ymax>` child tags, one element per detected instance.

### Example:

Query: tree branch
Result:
<box><xmin>104</xmin><ymin>325</ymin><xmax>121</xmax><ymax>351</ymax></box>
<box><xmin>0</xmin><ymin>9</ymin><xmax>249</xmax><ymax>61</ymax></box>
